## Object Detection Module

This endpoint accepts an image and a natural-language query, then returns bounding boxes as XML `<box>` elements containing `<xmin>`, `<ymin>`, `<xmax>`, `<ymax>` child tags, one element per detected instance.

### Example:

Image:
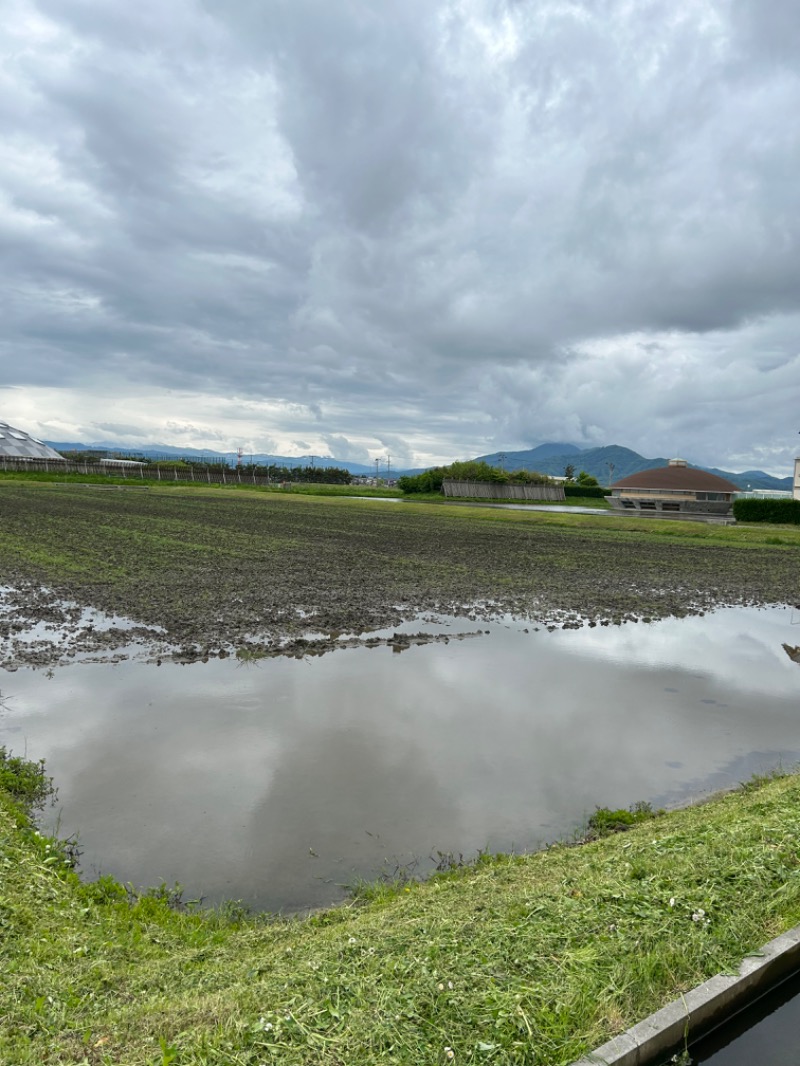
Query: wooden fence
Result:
<box><xmin>442</xmin><ymin>480</ymin><xmax>565</xmax><ymax>501</ymax></box>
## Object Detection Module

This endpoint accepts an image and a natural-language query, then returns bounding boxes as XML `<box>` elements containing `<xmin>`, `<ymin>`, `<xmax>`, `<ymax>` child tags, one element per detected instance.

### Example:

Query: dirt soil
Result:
<box><xmin>0</xmin><ymin>483</ymin><xmax>797</xmax><ymax>669</ymax></box>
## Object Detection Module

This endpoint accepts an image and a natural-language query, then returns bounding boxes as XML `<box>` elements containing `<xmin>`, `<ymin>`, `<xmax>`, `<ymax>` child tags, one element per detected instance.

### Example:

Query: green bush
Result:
<box><xmin>0</xmin><ymin>748</ymin><xmax>53</xmax><ymax>810</ymax></box>
<box><xmin>399</xmin><ymin>461</ymin><xmax>553</xmax><ymax>494</ymax></box>
<box><xmin>587</xmin><ymin>801</ymin><xmax>659</xmax><ymax>838</ymax></box>
<box><xmin>733</xmin><ymin>498</ymin><xmax>800</xmax><ymax>524</ymax></box>
<box><xmin>564</xmin><ymin>484</ymin><xmax>609</xmax><ymax>498</ymax></box>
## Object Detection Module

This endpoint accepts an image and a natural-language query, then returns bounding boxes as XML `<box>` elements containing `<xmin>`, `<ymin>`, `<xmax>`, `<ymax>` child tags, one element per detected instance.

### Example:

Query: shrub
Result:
<box><xmin>587</xmin><ymin>801</ymin><xmax>659</xmax><ymax>838</ymax></box>
<box><xmin>399</xmin><ymin>461</ymin><xmax>553</xmax><ymax>494</ymax></box>
<box><xmin>564</xmin><ymin>484</ymin><xmax>609</xmax><ymax>498</ymax></box>
<box><xmin>0</xmin><ymin>748</ymin><xmax>53</xmax><ymax>810</ymax></box>
<box><xmin>733</xmin><ymin>498</ymin><xmax>800</xmax><ymax>524</ymax></box>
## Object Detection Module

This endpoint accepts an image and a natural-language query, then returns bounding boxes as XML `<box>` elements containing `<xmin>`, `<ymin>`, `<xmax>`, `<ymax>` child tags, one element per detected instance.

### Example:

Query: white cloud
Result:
<box><xmin>0</xmin><ymin>0</ymin><xmax>799</xmax><ymax>474</ymax></box>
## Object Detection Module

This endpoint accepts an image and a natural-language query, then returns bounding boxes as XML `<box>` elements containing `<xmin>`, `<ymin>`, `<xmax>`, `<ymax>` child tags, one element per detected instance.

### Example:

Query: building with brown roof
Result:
<box><xmin>609</xmin><ymin>458</ymin><xmax>738</xmax><ymax>516</ymax></box>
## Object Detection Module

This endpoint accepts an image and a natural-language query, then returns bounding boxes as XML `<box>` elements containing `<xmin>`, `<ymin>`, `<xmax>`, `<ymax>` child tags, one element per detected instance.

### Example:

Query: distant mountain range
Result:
<box><xmin>44</xmin><ymin>441</ymin><xmax>380</xmax><ymax>476</ymax></box>
<box><xmin>43</xmin><ymin>439</ymin><xmax>793</xmax><ymax>491</ymax></box>
<box><xmin>474</xmin><ymin>444</ymin><xmax>793</xmax><ymax>491</ymax></box>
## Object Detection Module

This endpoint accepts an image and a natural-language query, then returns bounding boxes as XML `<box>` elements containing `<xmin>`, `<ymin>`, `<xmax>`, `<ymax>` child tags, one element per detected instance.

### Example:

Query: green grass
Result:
<box><xmin>402</xmin><ymin>492</ymin><xmax>611</xmax><ymax>509</ymax></box>
<box><xmin>5</xmin><ymin>476</ymin><xmax>800</xmax><ymax>551</ymax></box>
<box><xmin>0</xmin><ymin>469</ymin><xmax>402</xmax><ymax>499</ymax></box>
<box><xmin>3</xmin><ymin>753</ymin><xmax>800</xmax><ymax>1065</ymax></box>
<box><xmin>270</xmin><ymin>482</ymin><xmax>403</xmax><ymax>498</ymax></box>
<box><xmin>387</xmin><ymin>494</ymin><xmax>800</xmax><ymax>547</ymax></box>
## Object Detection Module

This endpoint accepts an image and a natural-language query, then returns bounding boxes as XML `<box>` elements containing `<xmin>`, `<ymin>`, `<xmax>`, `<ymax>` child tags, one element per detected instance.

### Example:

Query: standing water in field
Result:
<box><xmin>1</xmin><ymin>605</ymin><xmax>799</xmax><ymax>913</ymax></box>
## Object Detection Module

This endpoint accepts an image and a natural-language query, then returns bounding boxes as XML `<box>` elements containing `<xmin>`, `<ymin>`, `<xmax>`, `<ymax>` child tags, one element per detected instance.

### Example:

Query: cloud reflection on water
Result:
<box><xmin>1</xmin><ymin>605</ymin><xmax>798</xmax><ymax>911</ymax></box>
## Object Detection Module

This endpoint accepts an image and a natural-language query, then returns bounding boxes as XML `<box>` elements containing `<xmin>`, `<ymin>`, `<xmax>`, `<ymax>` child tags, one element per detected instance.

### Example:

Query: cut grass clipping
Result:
<box><xmin>2</xmin><ymin>750</ymin><xmax>800</xmax><ymax>1065</ymax></box>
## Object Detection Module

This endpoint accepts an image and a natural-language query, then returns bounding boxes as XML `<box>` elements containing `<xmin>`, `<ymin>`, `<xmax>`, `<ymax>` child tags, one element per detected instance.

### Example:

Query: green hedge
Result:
<box><xmin>733</xmin><ymin>498</ymin><xmax>800</xmax><ymax>524</ymax></box>
<box><xmin>564</xmin><ymin>484</ymin><xmax>610</xmax><ymax>499</ymax></box>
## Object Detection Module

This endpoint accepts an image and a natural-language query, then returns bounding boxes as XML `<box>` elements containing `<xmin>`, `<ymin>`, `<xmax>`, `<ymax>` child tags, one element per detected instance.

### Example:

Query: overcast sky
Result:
<box><xmin>2</xmin><ymin>0</ymin><xmax>799</xmax><ymax>472</ymax></box>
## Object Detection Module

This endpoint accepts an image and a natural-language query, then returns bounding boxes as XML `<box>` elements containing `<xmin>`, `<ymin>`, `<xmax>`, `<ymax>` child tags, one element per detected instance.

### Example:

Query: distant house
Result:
<box><xmin>0</xmin><ymin>421</ymin><xmax>65</xmax><ymax>462</ymax></box>
<box><xmin>609</xmin><ymin>459</ymin><xmax>737</xmax><ymax>516</ymax></box>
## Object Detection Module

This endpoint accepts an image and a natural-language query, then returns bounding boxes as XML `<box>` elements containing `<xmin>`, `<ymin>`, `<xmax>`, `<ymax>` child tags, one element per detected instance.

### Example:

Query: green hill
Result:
<box><xmin>474</xmin><ymin>444</ymin><xmax>792</xmax><ymax>490</ymax></box>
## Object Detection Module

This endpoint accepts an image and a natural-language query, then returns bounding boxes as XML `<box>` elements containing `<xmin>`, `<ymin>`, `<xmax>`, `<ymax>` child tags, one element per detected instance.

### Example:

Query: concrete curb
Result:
<box><xmin>570</xmin><ymin>924</ymin><xmax>800</xmax><ymax>1065</ymax></box>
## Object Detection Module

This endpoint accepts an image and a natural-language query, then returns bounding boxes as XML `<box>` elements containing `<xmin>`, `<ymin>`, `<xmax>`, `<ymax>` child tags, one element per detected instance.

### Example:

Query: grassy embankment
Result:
<box><xmin>1</xmin><ymin>485</ymin><xmax>800</xmax><ymax>1061</ymax></box>
<box><xmin>0</xmin><ymin>468</ymin><xmax>613</xmax><ymax>507</ymax></box>
<box><xmin>0</xmin><ymin>469</ymin><xmax>402</xmax><ymax>498</ymax></box>
<box><xmin>2</xmin><ymin>749</ymin><xmax>800</xmax><ymax>1066</ymax></box>
<box><xmin>397</xmin><ymin>490</ymin><xmax>610</xmax><ymax>508</ymax></box>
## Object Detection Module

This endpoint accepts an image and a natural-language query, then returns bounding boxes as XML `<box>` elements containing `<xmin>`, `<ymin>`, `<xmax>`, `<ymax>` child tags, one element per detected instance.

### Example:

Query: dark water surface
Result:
<box><xmin>690</xmin><ymin>970</ymin><xmax>800</xmax><ymax>1064</ymax></box>
<box><xmin>1</xmin><ymin>605</ymin><xmax>799</xmax><ymax>912</ymax></box>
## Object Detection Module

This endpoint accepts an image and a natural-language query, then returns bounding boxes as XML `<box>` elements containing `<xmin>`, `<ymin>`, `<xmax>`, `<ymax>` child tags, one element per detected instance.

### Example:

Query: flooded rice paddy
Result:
<box><xmin>2</xmin><ymin>604</ymin><xmax>799</xmax><ymax>914</ymax></box>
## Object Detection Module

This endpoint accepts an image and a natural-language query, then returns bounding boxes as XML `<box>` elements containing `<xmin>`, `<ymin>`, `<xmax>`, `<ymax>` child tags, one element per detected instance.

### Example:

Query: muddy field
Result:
<box><xmin>0</xmin><ymin>483</ymin><xmax>797</xmax><ymax>669</ymax></box>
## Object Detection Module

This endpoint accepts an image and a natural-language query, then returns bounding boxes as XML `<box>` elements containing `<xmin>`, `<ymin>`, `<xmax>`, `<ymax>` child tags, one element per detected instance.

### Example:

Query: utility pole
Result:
<box><xmin>375</xmin><ymin>457</ymin><xmax>381</xmax><ymax>481</ymax></box>
<box><xmin>499</xmin><ymin>452</ymin><xmax>507</xmax><ymax>472</ymax></box>
<box><xmin>385</xmin><ymin>454</ymin><xmax>391</xmax><ymax>480</ymax></box>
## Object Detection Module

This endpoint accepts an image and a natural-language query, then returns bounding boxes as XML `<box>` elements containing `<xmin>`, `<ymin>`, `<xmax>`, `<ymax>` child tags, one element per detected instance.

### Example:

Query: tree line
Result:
<box><xmin>58</xmin><ymin>453</ymin><xmax>352</xmax><ymax>484</ymax></box>
<box><xmin>398</xmin><ymin>460</ymin><xmax>555</xmax><ymax>494</ymax></box>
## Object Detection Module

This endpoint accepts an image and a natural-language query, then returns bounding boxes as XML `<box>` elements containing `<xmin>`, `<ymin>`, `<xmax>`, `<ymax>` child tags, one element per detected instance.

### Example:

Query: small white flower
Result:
<box><xmin>348</xmin><ymin>936</ymin><xmax>357</xmax><ymax>945</ymax></box>
<box><xmin>447</xmin><ymin>981</ymin><xmax>453</xmax><ymax>990</ymax></box>
<box><xmin>444</xmin><ymin>1048</ymin><xmax>455</xmax><ymax>1060</ymax></box>
<box><xmin>438</xmin><ymin>983</ymin><xmax>445</xmax><ymax>991</ymax></box>
<box><xmin>669</xmin><ymin>897</ymin><xmax>676</xmax><ymax>908</ymax></box>
<box><xmin>691</xmin><ymin>908</ymin><xmax>707</xmax><ymax>922</ymax></box>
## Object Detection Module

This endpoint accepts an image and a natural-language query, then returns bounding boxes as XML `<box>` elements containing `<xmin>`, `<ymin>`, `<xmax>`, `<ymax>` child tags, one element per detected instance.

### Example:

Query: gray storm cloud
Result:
<box><xmin>1</xmin><ymin>0</ymin><xmax>799</xmax><ymax>469</ymax></box>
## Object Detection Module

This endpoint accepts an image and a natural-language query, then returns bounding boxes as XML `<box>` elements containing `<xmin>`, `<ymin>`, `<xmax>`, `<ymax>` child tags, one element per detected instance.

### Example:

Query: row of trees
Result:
<box><xmin>398</xmin><ymin>461</ymin><xmax>607</xmax><ymax>495</ymax></box>
<box><xmin>398</xmin><ymin>460</ymin><xmax>555</xmax><ymax>495</ymax></box>
<box><xmin>564</xmin><ymin>467</ymin><xmax>601</xmax><ymax>488</ymax></box>
<box><xmin>241</xmin><ymin>463</ymin><xmax>352</xmax><ymax>484</ymax></box>
<box><xmin>58</xmin><ymin>453</ymin><xmax>352</xmax><ymax>484</ymax></box>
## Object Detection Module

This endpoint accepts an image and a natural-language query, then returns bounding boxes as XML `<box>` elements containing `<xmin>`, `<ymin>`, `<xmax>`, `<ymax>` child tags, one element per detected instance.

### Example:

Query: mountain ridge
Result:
<box><xmin>473</xmin><ymin>444</ymin><xmax>792</xmax><ymax>491</ymax></box>
<box><xmin>42</xmin><ymin>439</ymin><xmax>793</xmax><ymax>490</ymax></box>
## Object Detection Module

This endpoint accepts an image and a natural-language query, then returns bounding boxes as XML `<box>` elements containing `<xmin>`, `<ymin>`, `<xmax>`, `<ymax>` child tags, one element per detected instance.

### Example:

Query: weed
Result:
<box><xmin>587</xmin><ymin>800</ymin><xmax>661</xmax><ymax>837</ymax></box>
<box><xmin>0</xmin><ymin>747</ymin><xmax>53</xmax><ymax>809</ymax></box>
